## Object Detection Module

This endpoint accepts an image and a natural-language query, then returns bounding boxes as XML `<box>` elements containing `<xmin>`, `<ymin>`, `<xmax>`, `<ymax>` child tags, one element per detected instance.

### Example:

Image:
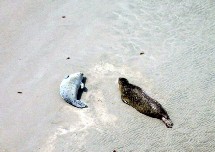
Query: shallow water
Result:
<box><xmin>0</xmin><ymin>0</ymin><xmax>215</xmax><ymax>151</ymax></box>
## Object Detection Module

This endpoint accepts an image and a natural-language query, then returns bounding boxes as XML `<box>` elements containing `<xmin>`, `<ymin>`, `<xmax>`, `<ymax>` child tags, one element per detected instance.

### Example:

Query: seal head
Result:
<box><xmin>118</xmin><ymin>78</ymin><xmax>129</xmax><ymax>85</ymax></box>
<box><xmin>118</xmin><ymin>77</ymin><xmax>173</xmax><ymax>128</ymax></box>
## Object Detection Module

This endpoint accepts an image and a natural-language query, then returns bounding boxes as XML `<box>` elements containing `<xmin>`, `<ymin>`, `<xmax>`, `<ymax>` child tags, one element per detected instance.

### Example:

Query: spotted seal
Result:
<box><xmin>118</xmin><ymin>78</ymin><xmax>173</xmax><ymax>128</ymax></box>
<box><xmin>60</xmin><ymin>72</ymin><xmax>87</xmax><ymax>108</ymax></box>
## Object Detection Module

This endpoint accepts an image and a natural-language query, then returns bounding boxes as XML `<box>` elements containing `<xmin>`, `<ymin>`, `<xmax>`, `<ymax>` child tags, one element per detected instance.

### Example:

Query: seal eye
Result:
<box><xmin>79</xmin><ymin>72</ymin><xmax>83</xmax><ymax>76</ymax></box>
<box><xmin>65</xmin><ymin>75</ymin><xmax>69</xmax><ymax>79</ymax></box>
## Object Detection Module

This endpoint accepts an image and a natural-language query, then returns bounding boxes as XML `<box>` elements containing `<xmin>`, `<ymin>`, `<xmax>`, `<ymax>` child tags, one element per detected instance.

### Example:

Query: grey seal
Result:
<box><xmin>60</xmin><ymin>72</ymin><xmax>87</xmax><ymax>108</ymax></box>
<box><xmin>118</xmin><ymin>78</ymin><xmax>173</xmax><ymax>128</ymax></box>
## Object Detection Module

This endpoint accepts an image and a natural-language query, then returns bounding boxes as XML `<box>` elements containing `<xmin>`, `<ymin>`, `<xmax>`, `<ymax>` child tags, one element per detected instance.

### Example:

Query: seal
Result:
<box><xmin>60</xmin><ymin>72</ymin><xmax>87</xmax><ymax>108</ymax></box>
<box><xmin>118</xmin><ymin>78</ymin><xmax>173</xmax><ymax>128</ymax></box>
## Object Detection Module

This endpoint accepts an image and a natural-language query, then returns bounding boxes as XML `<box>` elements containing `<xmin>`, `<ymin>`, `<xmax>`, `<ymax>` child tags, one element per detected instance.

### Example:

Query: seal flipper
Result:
<box><xmin>162</xmin><ymin>117</ymin><xmax>173</xmax><ymax>128</ymax></box>
<box><xmin>69</xmin><ymin>99</ymin><xmax>88</xmax><ymax>108</ymax></box>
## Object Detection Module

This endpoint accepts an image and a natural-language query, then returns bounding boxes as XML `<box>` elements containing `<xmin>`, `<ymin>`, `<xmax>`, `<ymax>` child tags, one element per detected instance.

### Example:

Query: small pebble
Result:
<box><xmin>17</xmin><ymin>92</ymin><xmax>22</xmax><ymax>94</ymax></box>
<box><xmin>62</xmin><ymin>16</ymin><xmax>66</xmax><ymax>18</ymax></box>
<box><xmin>67</xmin><ymin>57</ymin><xmax>70</xmax><ymax>59</ymax></box>
<box><xmin>140</xmin><ymin>52</ymin><xmax>144</xmax><ymax>55</ymax></box>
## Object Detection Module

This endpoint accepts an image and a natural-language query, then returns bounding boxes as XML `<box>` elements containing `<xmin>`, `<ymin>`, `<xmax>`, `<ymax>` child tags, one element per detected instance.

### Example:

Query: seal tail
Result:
<box><xmin>162</xmin><ymin>117</ymin><xmax>173</xmax><ymax>128</ymax></box>
<box><xmin>68</xmin><ymin>99</ymin><xmax>88</xmax><ymax>108</ymax></box>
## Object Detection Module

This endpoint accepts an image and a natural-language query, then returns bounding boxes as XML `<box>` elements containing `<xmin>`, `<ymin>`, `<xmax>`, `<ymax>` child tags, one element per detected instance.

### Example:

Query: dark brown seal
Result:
<box><xmin>118</xmin><ymin>78</ymin><xmax>173</xmax><ymax>128</ymax></box>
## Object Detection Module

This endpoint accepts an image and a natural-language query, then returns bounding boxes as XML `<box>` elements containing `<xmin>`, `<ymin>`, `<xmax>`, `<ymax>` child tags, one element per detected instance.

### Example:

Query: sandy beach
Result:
<box><xmin>1</xmin><ymin>0</ymin><xmax>215</xmax><ymax>151</ymax></box>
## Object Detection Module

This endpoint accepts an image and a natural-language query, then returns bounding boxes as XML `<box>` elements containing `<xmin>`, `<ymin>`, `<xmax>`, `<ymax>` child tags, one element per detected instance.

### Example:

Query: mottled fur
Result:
<box><xmin>118</xmin><ymin>78</ymin><xmax>173</xmax><ymax>128</ymax></box>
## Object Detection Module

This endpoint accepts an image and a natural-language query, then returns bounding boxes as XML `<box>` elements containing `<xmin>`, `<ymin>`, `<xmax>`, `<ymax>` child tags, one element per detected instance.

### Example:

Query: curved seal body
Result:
<box><xmin>118</xmin><ymin>78</ymin><xmax>173</xmax><ymax>128</ymax></box>
<box><xmin>60</xmin><ymin>72</ymin><xmax>87</xmax><ymax>108</ymax></box>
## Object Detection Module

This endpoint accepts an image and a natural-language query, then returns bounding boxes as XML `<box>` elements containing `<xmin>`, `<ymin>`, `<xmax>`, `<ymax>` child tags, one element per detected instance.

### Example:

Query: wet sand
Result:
<box><xmin>0</xmin><ymin>0</ymin><xmax>215</xmax><ymax>151</ymax></box>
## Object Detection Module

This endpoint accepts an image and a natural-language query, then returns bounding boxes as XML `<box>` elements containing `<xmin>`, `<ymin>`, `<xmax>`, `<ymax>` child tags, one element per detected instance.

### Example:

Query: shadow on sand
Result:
<box><xmin>77</xmin><ymin>77</ymin><xmax>88</xmax><ymax>100</ymax></box>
